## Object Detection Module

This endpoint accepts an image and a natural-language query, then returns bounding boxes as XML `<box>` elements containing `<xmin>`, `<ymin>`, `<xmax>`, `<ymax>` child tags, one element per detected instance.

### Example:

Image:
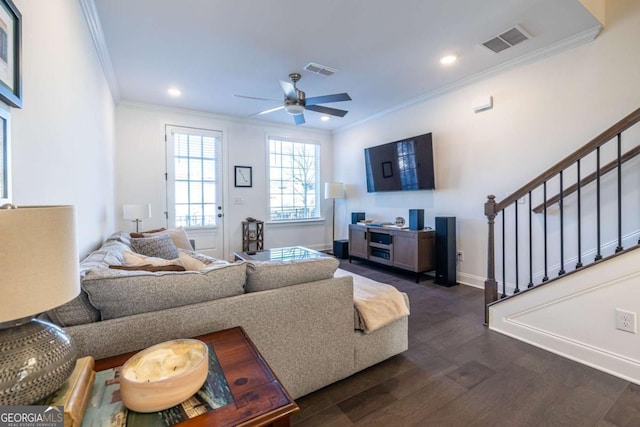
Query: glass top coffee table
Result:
<box><xmin>234</xmin><ymin>246</ymin><xmax>330</xmax><ymax>262</ymax></box>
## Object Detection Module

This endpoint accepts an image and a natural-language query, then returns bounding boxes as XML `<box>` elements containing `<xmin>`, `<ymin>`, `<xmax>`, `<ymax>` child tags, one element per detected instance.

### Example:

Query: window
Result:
<box><xmin>268</xmin><ymin>137</ymin><xmax>320</xmax><ymax>221</ymax></box>
<box><xmin>166</xmin><ymin>127</ymin><xmax>222</xmax><ymax>229</ymax></box>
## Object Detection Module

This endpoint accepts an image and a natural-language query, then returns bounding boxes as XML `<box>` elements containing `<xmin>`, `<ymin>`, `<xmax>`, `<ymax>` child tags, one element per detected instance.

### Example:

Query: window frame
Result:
<box><xmin>267</xmin><ymin>135</ymin><xmax>322</xmax><ymax>223</ymax></box>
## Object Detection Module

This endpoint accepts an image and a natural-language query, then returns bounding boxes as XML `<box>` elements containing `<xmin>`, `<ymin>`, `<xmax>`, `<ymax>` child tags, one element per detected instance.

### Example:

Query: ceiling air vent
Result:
<box><xmin>482</xmin><ymin>25</ymin><xmax>531</xmax><ymax>53</ymax></box>
<box><xmin>304</xmin><ymin>62</ymin><xmax>338</xmax><ymax>76</ymax></box>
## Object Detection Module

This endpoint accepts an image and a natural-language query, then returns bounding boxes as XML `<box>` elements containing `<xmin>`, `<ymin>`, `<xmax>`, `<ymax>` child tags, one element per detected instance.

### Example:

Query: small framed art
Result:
<box><xmin>0</xmin><ymin>0</ymin><xmax>21</xmax><ymax>108</ymax></box>
<box><xmin>0</xmin><ymin>106</ymin><xmax>11</xmax><ymax>204</ymax></box>
<box><xmin>235</xmin><ymin>166</ymin><xmax>252</xmax><ymax>188</ymax></box>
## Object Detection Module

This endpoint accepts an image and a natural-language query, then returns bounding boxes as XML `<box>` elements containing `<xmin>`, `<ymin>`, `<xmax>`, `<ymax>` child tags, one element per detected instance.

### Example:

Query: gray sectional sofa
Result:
<box><xmin>49</xmin><ymin>232</ymin><xmax>409</xmax><ymax>399</ymax></box>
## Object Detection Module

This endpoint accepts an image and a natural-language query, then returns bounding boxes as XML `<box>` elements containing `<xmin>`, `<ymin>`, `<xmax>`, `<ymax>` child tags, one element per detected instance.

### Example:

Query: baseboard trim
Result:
<box><xmin>457</xmin><ymin>272</ymin><xmax>485</xmax><ymax>289</ymax></box>
<box><xmin>492</xmin><ymin>320</ymin><xmax>640</xmax><ymax>385</ymax></box>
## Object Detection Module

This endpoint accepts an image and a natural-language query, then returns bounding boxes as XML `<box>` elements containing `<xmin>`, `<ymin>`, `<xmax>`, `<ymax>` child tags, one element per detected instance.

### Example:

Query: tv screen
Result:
<box><xmin>365</xmin><ymin>132</ymin><xmax>435</xmax><ymax>192</ymax></box>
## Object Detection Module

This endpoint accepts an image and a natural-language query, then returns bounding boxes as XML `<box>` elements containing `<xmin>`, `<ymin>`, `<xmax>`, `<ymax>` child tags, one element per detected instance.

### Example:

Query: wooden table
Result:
<box><xmin>94</xmin><ymin>327</ymin><xmax>299</xmax><ymax>427</ymax></box>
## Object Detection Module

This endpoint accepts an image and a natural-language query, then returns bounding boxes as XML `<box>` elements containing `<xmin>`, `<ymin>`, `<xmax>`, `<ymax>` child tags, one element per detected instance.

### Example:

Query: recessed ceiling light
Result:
<box><xmin>440</xmin><ymin>55</ymin><xmax>457</xmax><ymax>65</ymax></box>
<box><xmin>320</xmin><ymin>115</ymin><xmax>330</xmax><ymax>122</ymax></box>
<box><xmin>167</xmin><ymin>88</ymin><xmax>181</xmax><ymax>97</ymax></box>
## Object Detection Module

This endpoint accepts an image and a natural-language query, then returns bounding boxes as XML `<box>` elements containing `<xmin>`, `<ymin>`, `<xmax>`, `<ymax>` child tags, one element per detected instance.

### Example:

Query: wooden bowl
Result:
<box><xmin>120</xmin><ymin>339</ymin><xmax>208</xmax><ymax>412</ymax></box>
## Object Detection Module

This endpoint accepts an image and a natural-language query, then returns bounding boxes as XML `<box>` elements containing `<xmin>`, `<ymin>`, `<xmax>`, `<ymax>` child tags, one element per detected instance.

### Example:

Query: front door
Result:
<box><xmin>165</xmin><ymin>126</ymin><xmax>224</xmax><ymax>258</ymax></box>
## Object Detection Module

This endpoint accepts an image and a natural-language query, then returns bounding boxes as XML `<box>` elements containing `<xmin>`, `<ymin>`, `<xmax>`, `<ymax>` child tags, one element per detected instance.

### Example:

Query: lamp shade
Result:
<box><xmin>123</xmin><ymin>203</ymin><xmax>151</xmax><ymax>220</ymax></box>
<box><xmin>0</xmin><ymin>205</ymin><xmax>80</xmax><ymax>322</ymax></box>
<box><xmin>325</xmin><ymin>182</ymin><xmax>345</xmax><ymax>199</ymax></box>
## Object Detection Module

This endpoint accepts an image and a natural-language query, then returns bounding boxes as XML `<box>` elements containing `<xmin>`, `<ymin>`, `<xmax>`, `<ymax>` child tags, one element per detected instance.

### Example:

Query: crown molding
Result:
<box><xmin>118</xmin><ymin>101</ymin><xmax>332</xmax><ymax>136</ymax></box>
<box><xmin>79</xmin><ymin>0</ymin><xmax>120</xmax><ymax>103</ymax></box>
<box><xmin>335</xmin><ymin>25</ymin><xmax>602</xmax><ymax>134</ymax></box>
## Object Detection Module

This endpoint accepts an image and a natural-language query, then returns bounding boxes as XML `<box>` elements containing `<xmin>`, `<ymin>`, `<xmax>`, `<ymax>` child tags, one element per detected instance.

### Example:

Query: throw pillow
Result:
<box><xmin>142</xmin><ymin>227</ymin><xmax>193</xmax><ymax>250</ymax></box>
<box><xmin>123</xmin><ymin>251</ymin><xmax>182</xmax><ymax>267</ymax></box>
<box><xmin>178</xmin><ymin>249</ymin><xmax>229</xmax><ymax>271</ymax></box>
<box><xmin>131</xmin><ymin>234</ymin><xmax>179</xmax><ymax>259</ymax></box>
<box><xmin>130</xmin><ymin>228</ymin><xmax>166</xmax><ymax>238</ymax></box>
<box><xmin>110</xmin><ymin>264</ymin><xmax>186</xmax><ymax>272</ymax></box>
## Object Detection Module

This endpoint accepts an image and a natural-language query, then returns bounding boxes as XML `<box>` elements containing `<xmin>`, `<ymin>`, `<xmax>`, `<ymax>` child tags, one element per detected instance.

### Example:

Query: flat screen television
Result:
<box><xmin>365</xmin><ymin>132</ymin><xmax>435</xmax><ymax>192</ymax></box>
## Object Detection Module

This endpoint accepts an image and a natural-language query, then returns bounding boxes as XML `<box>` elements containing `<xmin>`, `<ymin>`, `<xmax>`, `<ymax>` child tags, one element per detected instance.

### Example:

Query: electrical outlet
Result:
<box><xmin>457</xmin><ymin>251</ymin><xmax>464</xmax><ymax>262</ymax></box>
<box><xmin>616</xmin><ymin>309</ymin><xmax>637</xmax><ymax>333</ymax></box>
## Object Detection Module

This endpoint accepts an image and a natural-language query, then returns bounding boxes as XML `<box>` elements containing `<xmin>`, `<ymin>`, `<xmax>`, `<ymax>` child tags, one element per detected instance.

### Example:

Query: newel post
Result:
<box><xmin>484</xmin><ymin>194</ymin><xmax>498</xmax><ymax>325</ymax></box>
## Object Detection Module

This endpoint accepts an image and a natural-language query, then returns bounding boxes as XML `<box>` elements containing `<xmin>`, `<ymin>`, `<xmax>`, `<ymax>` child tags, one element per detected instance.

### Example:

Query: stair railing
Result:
<box><xmin>484</xmin><ymin>107</ymin><xmax>640</xmax><ymax>324</ymax></box>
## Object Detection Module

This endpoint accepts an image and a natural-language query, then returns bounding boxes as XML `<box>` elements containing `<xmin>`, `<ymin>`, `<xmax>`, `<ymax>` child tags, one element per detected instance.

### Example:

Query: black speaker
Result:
<box><xmin>333</xmin><ymin>239</ymin><xmax>349</xmax><ymax>259</ymax></box>
<box><xmin>435</xmin><ymin>216</ymin><xmax>457</xmax><ymax>287</ymax></box>
<box><xmin>351</xmin><ymin>212</ymin><xmax>365</xmax><ymax>224</ymax></box>
<box><xmin>409</xmin><ymin>209</ymin><xmax>424</xmax><ymax>230</ymax></box>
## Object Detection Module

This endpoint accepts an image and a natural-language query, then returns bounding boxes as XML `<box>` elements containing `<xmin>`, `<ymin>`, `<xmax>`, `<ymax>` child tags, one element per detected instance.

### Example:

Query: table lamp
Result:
<box><xmin>123</xmin><ymin>203</ymin><xmax>151</xmax><ymax>232</ymax></box>
<box><xmin>0</xmin><ymin>205</ymin><xmax>80</xmax><ymax>405</ymax></box>
<box><xmin>325</xmin><ymin>182</ymin><xmax>345</xmax><ymax>252</ymax></box>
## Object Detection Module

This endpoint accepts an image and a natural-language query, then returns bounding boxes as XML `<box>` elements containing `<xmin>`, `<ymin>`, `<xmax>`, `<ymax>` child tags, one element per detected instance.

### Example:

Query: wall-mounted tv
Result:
<box><xmin>365</xmin><ymin>132</ymin><xmax>435</xmax><ymax>192</ymax></box>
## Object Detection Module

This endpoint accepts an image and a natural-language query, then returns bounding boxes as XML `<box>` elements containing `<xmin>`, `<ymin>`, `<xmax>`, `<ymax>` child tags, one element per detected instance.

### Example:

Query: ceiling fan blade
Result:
<box><xmin>293</xmin><ymin>113</ymin><xmax>305</xmax><ymax>125</ymax></box>
<box><xmin>306</xmin><ymin>104</ymin><xmax>349</xmax><ymax>117</ymax></box>
<box><xmin>280</xmin><ymin>80</ymin><xmax>298</xmax><ymax>100</ymax></box>
<box><xmin>234</xmin><ymin>94</ymin><xmax>281</xmax><ymax>102</ymax></box>
<box><xmin>249</xmin><ymin>105</ymin><xmax>284</xmax><ymax>116</ymax></box>
<box><xmin>305</xmin><ymin>93</ymin><xmax>351</xmax><ymax>106</ymax></box>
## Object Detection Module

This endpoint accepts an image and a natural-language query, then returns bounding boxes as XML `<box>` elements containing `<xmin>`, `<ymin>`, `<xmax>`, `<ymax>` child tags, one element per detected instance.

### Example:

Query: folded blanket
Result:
<box><xmin>334</xmin><ymin>268</ymin><xmax>410</xmax><ymax>333</ymax></box>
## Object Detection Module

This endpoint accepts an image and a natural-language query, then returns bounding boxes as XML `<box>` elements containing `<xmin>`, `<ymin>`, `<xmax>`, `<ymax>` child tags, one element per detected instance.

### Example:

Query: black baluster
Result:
<box><xmin>576</xmin><ymin>159</ymin><xmax>583</xmax><ymax>268</ymax></box>
<box><xmin>514</xmin><ymin>203</ymin><xmax>520</xmax><ymax>293</ymax></box>
<box><xmin>543</xmin><ymin>181</ymin><xmax>549</xmax><ymax>282</ymax></box>
<box><xmin>528</xmin><ymin>190</ymin><xmax>533</xmax><ymax>288</ymax></box>
<box><xmin>558</xmin><ymin>171</ymin><xmax>565</xmax><ymax>276</ymax></box>
<box><xmin>595</xmin><ymin>147</ymin><xmax>602</xmax><ymax>261</ymax></box>
<box><xmin>502</xmin><ymin>211</ymin><xmax>506</xmax><ymax>298</ymax></box>
<box><xmin>616</xmin><ymin>133</ymin><xmax>623</xmax><ymax>253</ymax></box>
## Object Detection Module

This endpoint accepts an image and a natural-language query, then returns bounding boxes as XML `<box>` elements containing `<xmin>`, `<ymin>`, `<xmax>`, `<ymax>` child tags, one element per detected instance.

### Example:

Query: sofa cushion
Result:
<box><xmin>46</xmin><ymin>291</ymin><xmax>100</xmax><ymax>327</ymax></box>
<box><xmin>82</xmin><ymin>262</ymin><xmax>247</xmax><ymax>320</ymax></box>
<box><xmin>131</xmin><ymin>234</ymin><xmax>179</xmax><ymax>259</ymax></box>
<box><xmin>245</xmin><ymin>256</ymin><xmax>340</xmax><ymax>292</ymax></box>
<box><xmin>110</xmin><ymin>264</ymin><xmax>186</xmax><ymax>272</ymax></box>
<box><xmin>178</xmin><ymin>249</ymin><xmax>229</xmax><ymax>271</ymax></box>
<box><xmin>142</xmin><ymin>227</ymin><xmax>194</xmax><ymax>251</ymax></box>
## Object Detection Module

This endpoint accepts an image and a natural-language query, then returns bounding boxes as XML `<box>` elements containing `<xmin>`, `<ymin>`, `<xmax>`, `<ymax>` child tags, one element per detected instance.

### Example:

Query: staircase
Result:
<box><xmin>483</xmin><ymin>107</ymin><xmax>640</xmax><ymax>382</ymax></box>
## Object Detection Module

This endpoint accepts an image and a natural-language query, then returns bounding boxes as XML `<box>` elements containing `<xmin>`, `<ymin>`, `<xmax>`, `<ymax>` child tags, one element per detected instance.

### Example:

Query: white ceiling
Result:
<box><xmin>92</xmin><ymin>0</ymin><xmax>600</xmax><ymax>131</ymax></box>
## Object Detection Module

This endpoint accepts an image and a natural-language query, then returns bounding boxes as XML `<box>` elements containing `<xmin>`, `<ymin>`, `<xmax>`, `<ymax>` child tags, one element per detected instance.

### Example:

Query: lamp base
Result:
<box><xmin>0</xmin><ymin>318</ymin><xmax>77</xmax><ymax>405</ymax></box>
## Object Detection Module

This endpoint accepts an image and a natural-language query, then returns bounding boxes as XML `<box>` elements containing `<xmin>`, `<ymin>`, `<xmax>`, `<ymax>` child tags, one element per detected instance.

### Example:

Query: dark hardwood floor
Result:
<box><xmin>291</xmin><ymin>259</ymin><xmax>640</xmax><ymax>426</ymax></box>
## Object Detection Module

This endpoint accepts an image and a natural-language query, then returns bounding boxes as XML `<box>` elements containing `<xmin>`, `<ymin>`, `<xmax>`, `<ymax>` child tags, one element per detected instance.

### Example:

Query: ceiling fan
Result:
<box><xmin>235</xmin><ymin>73</ymin><xmax>352</xmax><ymax>125</ymax></box>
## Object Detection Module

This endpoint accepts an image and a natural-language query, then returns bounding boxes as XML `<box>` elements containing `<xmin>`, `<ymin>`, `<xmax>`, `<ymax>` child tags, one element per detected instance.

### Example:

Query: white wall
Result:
<box><xmin>9</xmin><ymin>0</ymin><xmax>115</xmax><ymax>257</ymax></box>
<box><xmin>490</xmin><ymin>248</ymin><xmax>640</xmax><ymax>384</ymax></box>
<box><xmin>332</xmin><ymin>0</ymin><xmax>640</xmax><ymax>288</ymax></box>
<box><xmin>114</xmin><ymin>103</ymin><xmax>334</xmax><ymax>259</ymax></box>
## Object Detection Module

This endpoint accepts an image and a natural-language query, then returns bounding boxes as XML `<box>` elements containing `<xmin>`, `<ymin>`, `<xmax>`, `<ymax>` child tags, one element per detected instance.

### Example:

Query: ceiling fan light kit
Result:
<box><xmin>237</xmin><ymin>72</ymin><xmax>352</xmax><ymax>125</ymax></box>
<box><xmin>284</xmin><ymin>101</ymin><xmax>305</xmax><ymax>115</ymax></box>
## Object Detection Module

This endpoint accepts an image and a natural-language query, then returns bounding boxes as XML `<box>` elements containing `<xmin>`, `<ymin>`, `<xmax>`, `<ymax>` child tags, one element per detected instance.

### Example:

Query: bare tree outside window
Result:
<box><xmin>269</xmin><ymin>138</ymin><xmax>320</xmax><ymax>221</ymax></box>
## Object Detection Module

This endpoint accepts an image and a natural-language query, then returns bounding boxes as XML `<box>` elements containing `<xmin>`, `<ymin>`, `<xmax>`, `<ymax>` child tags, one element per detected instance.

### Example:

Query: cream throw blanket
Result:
<box><xmin>334</xmin><ymin>268</ymin><xmax>410</xmax><ymax>333</ymax></box>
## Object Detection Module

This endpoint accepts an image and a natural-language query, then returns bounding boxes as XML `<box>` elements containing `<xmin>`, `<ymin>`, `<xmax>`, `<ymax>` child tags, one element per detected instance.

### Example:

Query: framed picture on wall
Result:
<box><xmin>0</xmin><ymin>107</ymin><xmax>11</xmax><ymax>204</ymax></box>
<box><xmin>235</xmin><ymin>166</ymin><xmax>252</xmax><ymax>187</ymax></box>
<box><xmin>0</xmin><ymin>0</ymin><xmax>21</xmax><ymax>108</ymax></box>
